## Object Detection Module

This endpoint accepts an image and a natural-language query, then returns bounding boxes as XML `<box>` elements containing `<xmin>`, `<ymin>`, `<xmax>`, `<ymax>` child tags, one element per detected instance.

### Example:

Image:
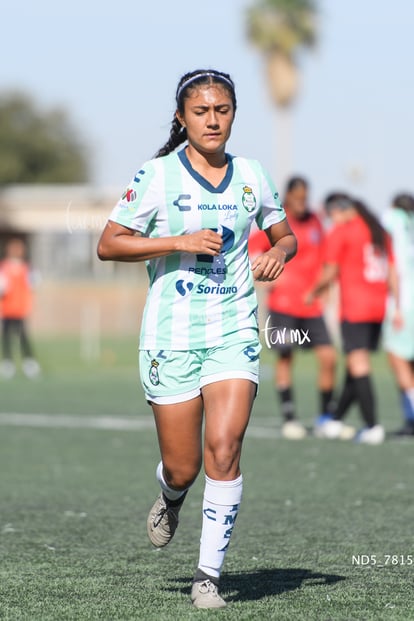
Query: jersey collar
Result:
<box><xmin>178</xmin><ymin>148</ymin><xmax>234</xmax><ymax>194</ymax></box>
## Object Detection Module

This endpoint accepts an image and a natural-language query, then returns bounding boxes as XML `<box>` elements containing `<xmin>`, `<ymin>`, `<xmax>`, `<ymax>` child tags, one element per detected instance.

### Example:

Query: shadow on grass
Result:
<box><xmin>169</xmin><ymin>568</ymin><xmax>346</xmax><ymax>602</ymax></box>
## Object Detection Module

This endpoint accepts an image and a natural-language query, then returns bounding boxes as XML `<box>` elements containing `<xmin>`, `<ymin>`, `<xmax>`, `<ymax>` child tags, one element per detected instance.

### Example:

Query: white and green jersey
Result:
<box><xmin>383</xmin><ymin>208</ymin><xmax>414</xmax><ymax>310</ymax></box>
<box><xmin>109</xmin><ymin>148</ymin><xmax>286</xmax><ymax>350</ymax></box>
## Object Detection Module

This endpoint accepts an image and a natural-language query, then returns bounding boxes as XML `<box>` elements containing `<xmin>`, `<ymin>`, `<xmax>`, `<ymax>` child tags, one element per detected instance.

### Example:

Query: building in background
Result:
<box><xmin>0</xmin><ymin>185</ymin><xmax>148</xmax><ymax>340</ymax></box>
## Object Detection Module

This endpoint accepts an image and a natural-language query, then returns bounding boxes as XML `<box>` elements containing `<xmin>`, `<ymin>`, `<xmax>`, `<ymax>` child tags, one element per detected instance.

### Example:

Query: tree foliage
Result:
<box><xmin>0</xmin><ymin>92</ymin><xmax>89</xmax><ymax>185</ymax></box>
<box><xmin>246</xmin><ymin>0</ymin><xmax>319</xmax><ymax>107</ymax></box>
<box><xmin>247</xmin><ymin>0</ymin><xmax>317</xmax><ymax>56</ymax></box>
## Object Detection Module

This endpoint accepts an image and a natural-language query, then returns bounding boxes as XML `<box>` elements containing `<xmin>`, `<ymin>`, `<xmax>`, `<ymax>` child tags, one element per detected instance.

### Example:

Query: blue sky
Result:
<box><xmin>2</xmin><ymin>0</ymin><xmax>413</xmax><ymax>213</ymax></box>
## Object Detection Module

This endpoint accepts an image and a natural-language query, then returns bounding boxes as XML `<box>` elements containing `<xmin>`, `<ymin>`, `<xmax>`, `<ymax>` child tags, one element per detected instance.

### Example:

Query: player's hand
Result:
<box><xmin>178</xmin><ymin>229</ymin><xmax>223</xmax><ymax>256</ymax></box>
<box><xmin>392</xmin><ymin>308</ymin><xmax>404</xmax><ymax>330</ymax></box>
<box><xmin>251</xmin><ymin>247</ymin><xmax>286</xmax><ymax>281</ymax></box>
<box><xmin>304</xmin><ymin>290</ymin><xmax>315</xmax><ymax>305</ymax></box>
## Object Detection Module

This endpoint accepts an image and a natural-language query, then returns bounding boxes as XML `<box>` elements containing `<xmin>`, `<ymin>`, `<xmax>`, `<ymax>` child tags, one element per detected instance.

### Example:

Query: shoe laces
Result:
<box><xmin>152</xmin><ymin>509</ymin><xmax>166</xmax><ymax>528</ymax></box>
<box><xmin>152</xmin><ymin>498</ymin><xmax>179</xmax><ymax>528</ymax></box>
<box><xmin>198</xmin><ymin>580</ymin><xmax>219</xmax><ymax>596</ymax></box>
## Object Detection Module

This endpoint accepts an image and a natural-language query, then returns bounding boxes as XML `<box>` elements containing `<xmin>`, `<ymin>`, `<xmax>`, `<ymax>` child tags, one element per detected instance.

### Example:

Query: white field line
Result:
<box><xmin>0</xmin><ymin>413</ymin><xmax>280</xmax><ymax>438</ymax></box>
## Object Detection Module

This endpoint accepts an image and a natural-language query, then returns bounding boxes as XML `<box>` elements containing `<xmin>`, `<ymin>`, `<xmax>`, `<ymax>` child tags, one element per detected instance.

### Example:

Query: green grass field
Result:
<box><xmin>1</xmin><ymin>337</ymin><xmax>414</xmax><ymax>620</ymax></box>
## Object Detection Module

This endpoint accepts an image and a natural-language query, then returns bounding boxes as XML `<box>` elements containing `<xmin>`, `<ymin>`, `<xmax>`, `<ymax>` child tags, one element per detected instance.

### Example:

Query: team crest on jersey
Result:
<box><xmin>149</xmin><ymin>359</ymin><xmax>160</xmax><ymax>386</ymax></box>
<box><xmin>242</xmin><ymin>186</ymin><xmax>256</xmax><ymax>212</ymax></box>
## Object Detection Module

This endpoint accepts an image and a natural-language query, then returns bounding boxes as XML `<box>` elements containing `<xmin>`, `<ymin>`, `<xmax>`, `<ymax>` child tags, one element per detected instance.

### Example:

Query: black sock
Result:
<box><xmin>353</xmin><ymin>375</ymin><xmax>376</xmax><ymax>428</ymax></box>
<box><xmin>193</xmin><ymin>568</ymin><xmax>219</xmax><ymax>586</ymax></box>
<box><xmin>162</xmin><ymin>490</ymin><xmax>187</xmax><ymax>507</ymax></box>
<box><xmin>334</xmin><ymin>372</ymin><xmax>356</xmax><ymax>421</ymax></box>
<box><xmin>320</xmin><ymin>389</ymin><xmax>335</xmax><ymax>415</ymax></box>
<box><xmin>277</xmin><ymin>387</ymin><xmax>295</xmax><ymax>421</ymax></box>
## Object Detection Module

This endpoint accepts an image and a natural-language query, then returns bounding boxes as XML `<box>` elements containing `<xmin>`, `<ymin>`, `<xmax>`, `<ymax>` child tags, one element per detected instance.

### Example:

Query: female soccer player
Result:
<box><xmin>249</xmin><ymin>176</ymin><xmax>337</xmax><ymax>440</ymax></box>
<box><xmin>306</xmin><ymin>193</ymin><xmax>398</xmax><ymax>445</ymax></box>
<box><xmin>382</xmin><ymin>193</ymin><xmax>414</xmax><ymax>435</ymax></box>
<box><xmin>0</xmin><ymin>238</ymin><xmax>40</xmax><ymax>379</ymax></box>
<box><xmin>97</xmin><ymin>69</ymin><xmax>296</xmax><ymax>608</ymax></box>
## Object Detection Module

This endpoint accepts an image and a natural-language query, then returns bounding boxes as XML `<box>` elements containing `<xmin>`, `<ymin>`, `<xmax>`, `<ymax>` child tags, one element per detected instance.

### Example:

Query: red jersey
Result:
<box><xmin>248</xmin><ymin>211</ymin><xmax>325</xmax><ymax>317</ymax></box>
<box><xmin>0</xmin><ymin>259</ymin><xmax>32</xmax><ymax>319</ymax></box>
<box><xmin>323</xmin><ymin>215</ymin><xmax>392</xmax><ymax>322</ymax></box>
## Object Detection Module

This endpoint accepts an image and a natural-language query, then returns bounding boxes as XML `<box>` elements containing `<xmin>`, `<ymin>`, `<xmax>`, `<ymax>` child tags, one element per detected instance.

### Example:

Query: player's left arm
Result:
<box><xmin>251</xmin><ymin>219</ymin><xmax>297</xmax><ymax>282</ymax></box>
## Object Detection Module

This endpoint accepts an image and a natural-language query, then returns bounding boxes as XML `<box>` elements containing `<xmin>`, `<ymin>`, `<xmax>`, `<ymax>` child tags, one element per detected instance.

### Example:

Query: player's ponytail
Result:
<box><xmin>154</xmin><ymin>69</ymin><xmax>237</xmax><ymax>158</ymax></box>
<box><xmin>325</xmin><ymin>193</ymin><xmax>387</xmax><ymax>252</ymax></box>
<box><xmin>353</xmin><ymin>199</ymin><xmax>387</xmax><ymax>252</ymax></box>
<box><xmin>154</xmin><ymin>116</ymin><xmax>187</xmax><ymax>158</ymax></box>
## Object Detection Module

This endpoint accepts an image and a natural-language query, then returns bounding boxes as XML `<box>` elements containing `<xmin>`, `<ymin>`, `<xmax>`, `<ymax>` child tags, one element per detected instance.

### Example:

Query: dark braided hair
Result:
<box><xmin>154</xmin><ymin>69</ymin><xmax>237</xmax><ymax>158</ymax></box>
<box><xmin>353</xmin><ymin>199</ymin><xmax>387</xmax><ymax>252</ymax></box>
<box><xmin>325</xmin><ymin>192</ymin><xmax>387</xmax><ymax>252</ymax></box>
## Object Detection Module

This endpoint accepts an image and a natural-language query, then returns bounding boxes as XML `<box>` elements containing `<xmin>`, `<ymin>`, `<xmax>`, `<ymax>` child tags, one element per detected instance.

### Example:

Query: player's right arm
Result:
<box><xmin>305</xmin><ymin>263</ymin><xmax>339</xmax><ymax>303</ymax></box>
<box><xmin>97</xmin><ymin>221</ymin><xmax>223</xmax><ymax>262</ymax></box>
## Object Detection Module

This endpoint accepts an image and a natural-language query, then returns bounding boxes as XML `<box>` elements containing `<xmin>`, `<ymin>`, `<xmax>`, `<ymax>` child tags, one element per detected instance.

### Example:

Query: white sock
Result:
<box><xmin>156</xmin><ymin>461</ymin><xmax>188</xmax><ymax>502</ymax></box>
<box><xmin>197</xmin><ymin>474</ymin><xmax>243</xmax><ymax>580</ymax></box>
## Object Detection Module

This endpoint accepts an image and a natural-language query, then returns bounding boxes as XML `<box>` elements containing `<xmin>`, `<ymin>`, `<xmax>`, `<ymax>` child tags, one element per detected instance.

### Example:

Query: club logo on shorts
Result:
<box><xmin>242</xmin><ymin>186</ymin><xmax>256</xmax><ymax>212</ymax></box>
<box><xmin>149</xmin><ymin>359</ymin><xmax>160</xmax><ymax>385</ymax></box>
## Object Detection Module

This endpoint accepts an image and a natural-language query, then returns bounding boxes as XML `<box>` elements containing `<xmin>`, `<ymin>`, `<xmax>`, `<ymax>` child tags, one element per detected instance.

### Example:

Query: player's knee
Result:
<box><xmin>205</xmin><ymin>440</ymin><xmax>242</xmax><ymax>478</ymax></box>
<box><xmin>316</xmin><ymin>345</ymin><xmax>336</xmax><ymax>365</ymax></box>
<box><xmin>163</xmin><ymin>461</ymin><xmax>201</xmax><ymax>490</ymax></box>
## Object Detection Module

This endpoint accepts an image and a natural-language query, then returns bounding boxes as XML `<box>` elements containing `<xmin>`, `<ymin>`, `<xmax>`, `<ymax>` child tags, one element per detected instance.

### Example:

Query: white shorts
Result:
<box><xmin>139</xmin><ymin>334</ymin><xmax>261</xmax><ymax>405</ymax></box>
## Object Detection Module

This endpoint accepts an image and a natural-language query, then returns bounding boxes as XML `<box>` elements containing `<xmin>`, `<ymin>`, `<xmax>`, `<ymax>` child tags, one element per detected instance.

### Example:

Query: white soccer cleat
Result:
<box><xmin>356</xmin><ymin>425</ymin><xmax>385</xmax><ymax>445</ymax></box>
<box><xmin>315</xmin><ymin>419</ymin><xmax>356</xmax><ymax>440</ymax></box>
<box><xmin>22</xmin><ymin>358</ymin><xmax>41</xmax><ymax>379</ymax></box>
<box><xmin>338</xmin><ymin>423</ymin><xmax>357</xmax><ymax>440</ymax></box>
<box><xmin>146</xmin><ymin>492</ymin><xmax>186</xmax><ymax>548</ymax></box>
<box><xmin>0</xmin><ymin>360</ymin><xmax>16</xmax><ymax>379</ymax></box>
<box><xmin>281</xmin><ymin>420</ymin><xmax>307</xmax><ymax>440</ymax></box>
<box><xmin>191</xmin><ymin>580</ymin><xmax>227</xmax><ymax>609</ymax></box>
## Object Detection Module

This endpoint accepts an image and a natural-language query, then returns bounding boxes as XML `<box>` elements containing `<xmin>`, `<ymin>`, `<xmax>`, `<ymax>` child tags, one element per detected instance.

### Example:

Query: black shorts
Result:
<box><xmin>340</xmin><ymin>320</ymin><xmax>382</xmax><ymax>354</ymax></box>
<box><xmin>265</xmin><ymin>311</ymin><xmax>332</xmax><ymax>355</ymax></box>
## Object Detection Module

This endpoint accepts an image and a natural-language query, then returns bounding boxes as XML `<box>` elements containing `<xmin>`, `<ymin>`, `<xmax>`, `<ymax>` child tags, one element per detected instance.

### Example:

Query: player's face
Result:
<box><xmin>328</xmin><ymin>207</ymin><xmax>348</xmax><ymax>224</ymax></box>
<box><xmin>6</xmin><ymin>239</ymin><xmax>26</xmax><ymax>259</ymax></box>
<box><xmin>177</xmin><ymin>85</ymin><xmax>235</xmax><ymax>156</ymax></box>
<box><xmin>285</xmin><ymin>185</ymin><xmax>308</xmax><ymax>218</ymax></box>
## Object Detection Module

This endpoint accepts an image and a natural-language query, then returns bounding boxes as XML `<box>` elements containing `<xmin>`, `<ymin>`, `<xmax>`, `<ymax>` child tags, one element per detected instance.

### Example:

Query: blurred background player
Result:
<box><xmin>382</xmin><ymin>193</ymin><xmax>414</xmax><ymax>436</ymax></box>
<box><xmin>0</xmin><ymin>238</ymin><xmax>40</xmax><ymax>379</ymax></box>
<box><xmin>248</xmin><ymin>176</ymin><xmax>336</xmax><ymax>440</ymax></box>
<box><xmin>308</xmin><ymin>194</ymin><xmax>399</xmax><ymax>444</ymax></box>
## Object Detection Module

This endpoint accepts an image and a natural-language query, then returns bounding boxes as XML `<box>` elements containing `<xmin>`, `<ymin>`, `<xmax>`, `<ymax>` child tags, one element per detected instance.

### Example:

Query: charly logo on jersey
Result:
<box><xmin>242</xmin><ymin>186</ymin><xmax>256</xmax><ymax>212</ymax></box>
<box><xmin>149</xmin><ymin>359</ymin><xmax>160</xmax><ymax>385</ymax></box>
<box><xmin>173</xmin><ymin>194</ymin><xmax>191</xmax><ymax>211</ymax></box>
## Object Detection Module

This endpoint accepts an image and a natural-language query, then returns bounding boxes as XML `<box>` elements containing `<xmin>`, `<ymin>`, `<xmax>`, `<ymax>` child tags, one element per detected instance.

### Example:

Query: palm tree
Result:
<box><xmin>246</xmin><ymin>0</ymin><xmax>318</xmax><ymax>108</ymax></box>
